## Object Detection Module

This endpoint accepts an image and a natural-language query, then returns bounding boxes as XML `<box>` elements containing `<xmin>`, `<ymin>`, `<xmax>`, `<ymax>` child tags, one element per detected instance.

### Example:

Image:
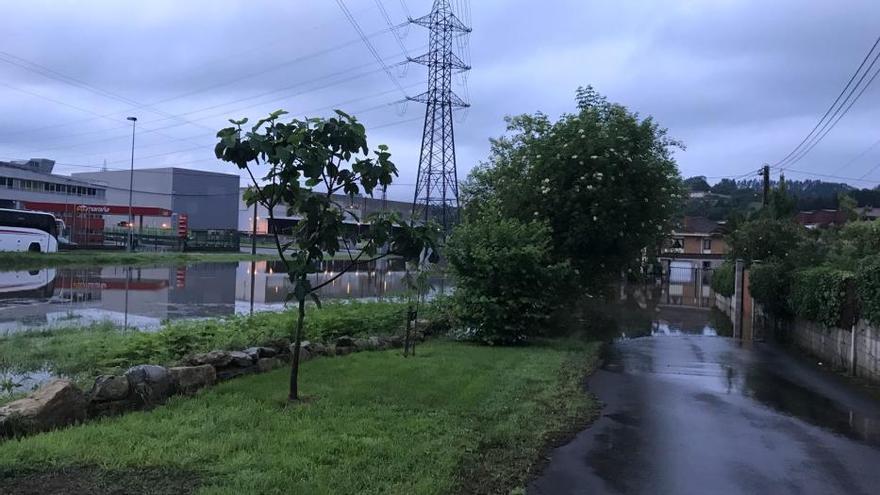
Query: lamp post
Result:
<box><xmin>126</xmin><ymin>116</ymin><xmax>137</xmax><ymax>252</ymax></box>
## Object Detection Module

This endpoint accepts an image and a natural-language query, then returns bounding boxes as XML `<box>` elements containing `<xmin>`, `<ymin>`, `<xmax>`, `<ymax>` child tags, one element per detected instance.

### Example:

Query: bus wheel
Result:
<box><xmin>28</xmin><ymin>242</ymin><xmax>41</xmax><ymax>253</ymax></box>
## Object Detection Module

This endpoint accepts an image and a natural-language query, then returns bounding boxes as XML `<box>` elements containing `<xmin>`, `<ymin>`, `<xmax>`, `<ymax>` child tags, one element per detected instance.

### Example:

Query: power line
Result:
<box><xmin>14</xmin><ymin>113</ymin><xmax>424</xmax><ymax>175</ymax></box>
<box><xmin>336</xmin><ymin>0</ymin><xmax>409</xmax><ymax>99</ymax></box>
<box><xmin>374</xmin><ymin>0</ymin><xmax>412</xmax><ymax>58</ymax></box>
<box><xmin>0</xmin><ymin>21</ymin><xmax>410</xmax><ymax>142</ymax></box>
<box><xmin>773</xmin><ymin>34</ymin><xmax>880</xmax><ymax>169</ymax></box>
<box><xmin>781</xmin><ymin>167</ymin><xmax>880</xmax><ymax>185</ymax></box>
<box><xmin>398</xmin><ymin>0</ymin><xmax>411</xmax><ymax>18</ymax></box>
<box><xmin>7</xmin><ymin>59</ymin><xmax>424</xmax><ymax>161</ymax></box>
<box><xmin>780</xmin><ymin>53</ymin><xmax>880</xmax><ymax>169</ymax></box>
<box><xmin>0</xmin><ymin>52</ymin><xmax>215</xmax><ymax>133</ymax></box>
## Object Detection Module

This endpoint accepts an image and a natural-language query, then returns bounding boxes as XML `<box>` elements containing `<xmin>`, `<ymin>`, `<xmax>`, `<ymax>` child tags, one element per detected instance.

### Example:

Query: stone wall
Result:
<box><xmin>0</xmin><ymin>332</ymin><xmax>422</xmax><ymax>440</ymax></box>
<box><xmin>790</xmin><ymin>317</ymin><xmax>880</xmax><ymax>383</ymax></box>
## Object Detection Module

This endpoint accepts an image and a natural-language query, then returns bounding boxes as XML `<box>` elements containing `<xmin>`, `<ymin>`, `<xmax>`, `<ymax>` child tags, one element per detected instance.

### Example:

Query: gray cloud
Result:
<box><xmin>1</xmin><ymin>0</ymin><xmax>879</xmax><ymax>201</ymax></box>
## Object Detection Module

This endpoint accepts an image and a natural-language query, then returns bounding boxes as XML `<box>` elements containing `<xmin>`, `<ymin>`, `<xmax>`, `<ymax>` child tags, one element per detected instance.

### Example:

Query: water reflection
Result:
<box><xmin>587</xmin><ymin>274</ymin><xmax>731</xmax><ymax>340</ymax></box>
<box><xmin>0</xmin><ymin>260</ymin><xmax>444</xmax><ymax>333</ymax></box>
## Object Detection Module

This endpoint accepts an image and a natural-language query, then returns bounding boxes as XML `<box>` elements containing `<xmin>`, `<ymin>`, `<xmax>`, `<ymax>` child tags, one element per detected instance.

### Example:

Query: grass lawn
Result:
<box><xmin>0</xmin><ymin>339</ymin><xmax>601</xmax><ymax>495</ymax></box>
<box><xmin>0</xmin><ymin>301</ymin><xmax>415</xmax><ymax>401</ymax></box>
<box><xmin>0</xmin><ymin>251</ymin><xmax>277</xmax><ymax>270</ymax></box>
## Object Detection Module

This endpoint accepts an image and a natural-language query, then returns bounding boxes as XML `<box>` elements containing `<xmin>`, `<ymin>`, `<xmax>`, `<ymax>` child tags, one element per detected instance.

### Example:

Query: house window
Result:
<box><xmin>702</xmin><ymin>238</ymin><xmax>712</xmax><ymax>251</ymax></box>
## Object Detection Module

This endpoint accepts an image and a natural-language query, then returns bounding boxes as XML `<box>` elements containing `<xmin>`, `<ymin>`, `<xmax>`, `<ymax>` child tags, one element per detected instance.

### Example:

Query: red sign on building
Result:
<box><xmin>177</xmin><ymin>214</ymin><xmax>189</xmax><ymax>239</ymax></box>
<box><xmin>22</xmin><ymin>201</ymin><xmax>172</xmax><ymax>217</ymax></box>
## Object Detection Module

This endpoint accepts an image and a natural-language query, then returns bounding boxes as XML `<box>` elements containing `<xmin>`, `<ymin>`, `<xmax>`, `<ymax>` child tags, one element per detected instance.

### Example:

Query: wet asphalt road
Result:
<box><xmin>529</xmin><ymin>336</ymin><xmax>880</xmax><ymax>495</ymax></box>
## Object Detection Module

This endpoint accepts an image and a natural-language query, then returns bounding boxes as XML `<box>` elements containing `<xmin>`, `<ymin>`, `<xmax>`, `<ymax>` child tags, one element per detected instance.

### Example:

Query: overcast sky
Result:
<box><xmin>1</xmin><ymin>0</ymin><xmax>879</xmax><ymax>200</ymax></box>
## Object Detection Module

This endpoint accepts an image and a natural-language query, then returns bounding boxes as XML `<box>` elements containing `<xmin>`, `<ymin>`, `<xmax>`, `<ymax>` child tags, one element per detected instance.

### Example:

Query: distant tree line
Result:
<box><xmin>683</xmin><ymin>175</ymin><xmax>880</xmax><ymax>221</ymax></box>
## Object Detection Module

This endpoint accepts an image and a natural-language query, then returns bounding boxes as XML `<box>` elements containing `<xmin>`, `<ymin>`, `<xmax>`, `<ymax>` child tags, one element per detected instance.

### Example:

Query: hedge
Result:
<box><xmin>789</xmin><ymin>267</ymin><xmax>855</xmax><ymax>328</ymax></box>
<box><xmin>749</xmin><ymin>262</ymin><xmax>791</xmax><ymax>317</ymax></box>
<box><xmin>856</xmin><ymin>255</ymin><xmax>880</xmax><ymax>327</ymax></box>
<box><xmin>711</xmin><ymin>262</ymin><xmax>735</xmax><ymax>297</ymax></box>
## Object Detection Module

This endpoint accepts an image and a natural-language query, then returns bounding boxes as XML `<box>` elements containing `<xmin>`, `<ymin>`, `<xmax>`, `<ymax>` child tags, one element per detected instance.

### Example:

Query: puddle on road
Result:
<box><xmin>587</xmin><ymin>282</ymin><xmax>880</xmax><ymax>448</ymax></box>
<box><xmin>744</xmin><ymin>366</ymin><xmax>880</xmax><ymax>446</ymax></box>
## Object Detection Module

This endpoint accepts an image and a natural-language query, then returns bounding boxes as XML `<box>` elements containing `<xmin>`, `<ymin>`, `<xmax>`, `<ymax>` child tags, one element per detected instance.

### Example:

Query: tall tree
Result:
<box><xmin>463</xmin><ymin>86</ymin><xmax>684</xmax><ymax>290</ymax></box>
<box><xmin>216</xmin><ymin>110</ymin><xmax>438</xmax><ymax>401</ymax></box>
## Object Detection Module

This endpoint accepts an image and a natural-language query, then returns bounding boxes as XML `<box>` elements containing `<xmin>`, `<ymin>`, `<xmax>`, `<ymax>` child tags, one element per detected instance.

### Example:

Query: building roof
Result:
<box><xmin>74</xmin><ymin>167</ymin><xmax>240</xmax><ymax>180</ymax></box>
<box><xmin>795</xmin><ymin>209</ymin><xmax>849</xmax><ymax>228</ymax></box>
<box><xmin>679</xmin><ymin>216</ymin><xmax>726</xmax><ymax>235</ymax></box>
<box><xmin>0</xmin><ymin>162</ymin><xmax>105</xmax><ymax>189</ymax></box>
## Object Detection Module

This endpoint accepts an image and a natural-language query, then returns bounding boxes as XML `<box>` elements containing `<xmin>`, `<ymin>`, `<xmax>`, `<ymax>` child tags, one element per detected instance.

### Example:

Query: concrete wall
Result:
<box><xmin>715</xmin><ymin>293</ymin><xmax>732</xmax><ymax>318</ymax></box>
<box><xmin>790</xmin><ymin>318</ymin><xmax>880</xmax><ymax>383</ymax></box>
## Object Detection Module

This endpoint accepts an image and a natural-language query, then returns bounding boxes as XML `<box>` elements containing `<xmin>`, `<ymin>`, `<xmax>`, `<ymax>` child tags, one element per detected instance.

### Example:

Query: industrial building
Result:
<box><xmin>73</xmin><ymin>167</ymin><xmax>240</xmax><ymax>231</ymax></box>
<box><xmin>0</xmin><ymin>158</ymin><xmax>109</xmax><ymax>244</ymax></box>
<box><xmin>238</xmin><ymin>187</ymin><xmax>413</xmax><ymax>234</ymax></box>
<box><xmin>0</xmin><ymin>158</ymin><xmax>242</xmax><ymax>249</ymax></box>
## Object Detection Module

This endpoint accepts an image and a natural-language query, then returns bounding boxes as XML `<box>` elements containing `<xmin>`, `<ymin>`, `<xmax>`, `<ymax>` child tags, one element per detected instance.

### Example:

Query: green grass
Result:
<box><xmin>0</xmin><ymin>339</ymin><xmax>601</xmax><ymax>494</ymax></box>
<box><xmin>0</xmin><ymin>251</ymin><xmax>277</xmax><ymax>270</ymax></box>
<box><xmin>0</xmin><ymin>301</ymin><xmax>416</xmax><ymax>392</ymax></box>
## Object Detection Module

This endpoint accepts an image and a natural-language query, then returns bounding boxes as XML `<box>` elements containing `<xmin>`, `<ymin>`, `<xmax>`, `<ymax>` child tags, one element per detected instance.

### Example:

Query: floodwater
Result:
<box><xmin>531</xmin><ymin>275</ymin><xmax>880</xmax><ymax>495</ymax></box>
<box><xmin>0</xmin><ymin>259</ymin><xmax>446</xmax><ymax>334</ymax></box>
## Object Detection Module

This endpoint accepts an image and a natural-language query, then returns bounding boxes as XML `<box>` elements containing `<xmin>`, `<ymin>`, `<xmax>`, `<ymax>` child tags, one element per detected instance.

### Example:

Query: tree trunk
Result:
<box><xmin>403</xmin><ymin>304</ymin><xmax>413</xmax><ymax>357</ymax></box>
<box><xmin>289</xmin><ymin>296</ymin><xmax>306</xmax><ymax>401</ymax></box>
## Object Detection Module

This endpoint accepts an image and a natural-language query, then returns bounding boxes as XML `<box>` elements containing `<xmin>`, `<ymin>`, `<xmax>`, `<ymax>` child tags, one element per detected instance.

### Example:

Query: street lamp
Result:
<box><xmin>126</xmin><ymin>116</ymin><xmax>137</xmax><ymax>252</ymax></box>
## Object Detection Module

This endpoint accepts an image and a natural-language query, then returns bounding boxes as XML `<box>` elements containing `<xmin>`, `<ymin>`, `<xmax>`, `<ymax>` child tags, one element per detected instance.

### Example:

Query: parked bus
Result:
<box><xmin>0</xmin><ymin>208</ymin><xmax>60</xmax><ymax>253</ymax></box>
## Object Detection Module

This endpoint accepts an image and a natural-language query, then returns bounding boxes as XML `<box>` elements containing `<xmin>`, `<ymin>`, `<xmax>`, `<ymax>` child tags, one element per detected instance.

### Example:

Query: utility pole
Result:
<box><xmin>409</xmin><ymin>0</ymin><xmax>471</xmax><ymax>232</ymax></box>
<box><xmin>762</xmin><ymin>164</ymin><xmax>770</xmax><ymax>206</ymax></box>
<box><xmin>126</xmin><ymin>116</ymin><xmax>137</xmax><ymax>252</ymax></box>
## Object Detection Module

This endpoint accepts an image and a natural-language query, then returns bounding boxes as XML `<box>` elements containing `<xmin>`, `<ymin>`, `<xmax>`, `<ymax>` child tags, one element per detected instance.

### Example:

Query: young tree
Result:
<box><xmin>216</xmin><ymin>110</ymin><xmax>438</xmax><ymax>401</ymax></box>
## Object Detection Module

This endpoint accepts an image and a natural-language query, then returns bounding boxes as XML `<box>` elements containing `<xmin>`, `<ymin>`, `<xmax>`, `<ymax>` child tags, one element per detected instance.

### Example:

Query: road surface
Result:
<box><xmin>529</xmin><ymin>335</ymin><xmax>880</xmax><ymax>495</ymax></box>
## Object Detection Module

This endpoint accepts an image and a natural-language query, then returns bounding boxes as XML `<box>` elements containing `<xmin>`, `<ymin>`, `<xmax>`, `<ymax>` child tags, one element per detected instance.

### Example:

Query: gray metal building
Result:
<box><xmin>73</xmin><ymin>168</ymin><xmax>240</xmax><ymax>230</ymax></box>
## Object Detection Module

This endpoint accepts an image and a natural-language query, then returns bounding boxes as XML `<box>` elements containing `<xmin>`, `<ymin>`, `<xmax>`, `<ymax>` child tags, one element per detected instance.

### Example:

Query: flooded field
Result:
<box><xmin>0</xmin><ymin>259</ymin><xmax>447</xmax><ymax>333</ymax></box>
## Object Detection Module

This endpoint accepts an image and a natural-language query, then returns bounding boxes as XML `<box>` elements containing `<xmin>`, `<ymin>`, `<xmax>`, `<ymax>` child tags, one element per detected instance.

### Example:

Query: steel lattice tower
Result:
<box><xmin>409</xmin><ymin>0</ymin><xmax>471</xmax><ymax>231</ymax></box>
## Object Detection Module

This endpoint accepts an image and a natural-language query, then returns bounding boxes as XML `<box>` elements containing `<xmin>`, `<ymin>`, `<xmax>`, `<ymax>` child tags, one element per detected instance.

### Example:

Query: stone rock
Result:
<box><xmin>257</xmin><ymin>357</ymin><xmax>283</xmax><ymax>372</ymax></box>
<box><xmin>169</xmin><ymin>365</ymin><xmax>216</xmax><ymax>395</ymax></box>
<box><xmin>88</xmin><ymin>399</ymin><xmax>137</xmax><ymax>418</ymax></box>
<box><xmin>89</xmin><ymin>375</ymin><xmax>130</xmax><ymax>402</ymax></box>
<box><xmin>375</xmin><ymin>336</ymin><xmax>391</xmax><ymax>350</ymax></box>
<box><xmin>303</xmin><ymin>341</ymin><xmax>328</xmax><ymax>356</ymax></box>
<box><xmin>229</xmin><ymin>351</ymin><xmax>255</xmax><ymax>367</ymax></box>
<box><xmin>288</xmin><ymin>344</ymin><xmax>312</xmax><ymax>363</ymax></box>
<box><xmin>186</xmin><ymin>350</ymin><xmax>233</xmax><ymax>368</ymax></box>
<box><xmin>389</xmin><ymin>336</ymin><xmax>404</xmax><ymax>348</ymax></box>
<box><xmin>243</xmin><ymin>346</ymin><xmax>277</xmax><ymax>360</ymax></box>
<box><xmin>367</xmin><ymin>336</ymin><xmax>381</xmax><ymax>350</ymax></box>
<box><xmin>216</xmin><ymin>366</ymin><xmax>258</xmax><ymax>381</ymax></box>
<box><xmin>0</xmin><ymin>379</ymin><xmax>87</xmax><ymax>437</ymax></box>
<box><xmin>335</xmin><ymin>346</ymin><xmax>354</xmax><ymax>356</ymax></box>
<box><xmin>353</xmin><ymin>338</ymin><xmax>371</xmax><ymax>351</ymax></box>
<box><xmin>335</xmin><ymin>336</ymin><xmax>356</xmax><ymax>348</ymax></box>
<box><xmin>264</xmin><ymin>338</ymin><xmax>291</xmax><ymax>354</ymax></box>
<box><xmin>125</xmin><ymin>365</ymin><xmax>173</xmax><ymax>406</ymax></box>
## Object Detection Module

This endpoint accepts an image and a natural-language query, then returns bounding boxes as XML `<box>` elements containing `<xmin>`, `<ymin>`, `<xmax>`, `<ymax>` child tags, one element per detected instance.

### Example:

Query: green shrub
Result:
<box><xmin>828</xmin><ymin>221</ymin><xmax>880</xmax><ymax>270</ymax></box>
<box><xmin>711</xmin><ymin>262</ymin><xmax>735</xmax><ymax>297</ymax></box>
<box><xmin>447</xmin><ymin>214</ymin><xmax>574</xmax><ymax>344</ymax></box>
<box><xmin>856</xmin><ymin>255</ymin><xmax>880</xmax><ymax>326</ymax></box>
<box><xmin>728</xmin><ymin>218</ymin><xmax>806</xmax><ymax>264</ymax></box>
<box><xmin>749</xmin><ymin>262</ymin><xmax>791</xmax><ymax>317</ymax></box>
<box><xmin>789</xmin><ymin>267</ymin><xmax>855</xmax><ymax>328</ymax></box>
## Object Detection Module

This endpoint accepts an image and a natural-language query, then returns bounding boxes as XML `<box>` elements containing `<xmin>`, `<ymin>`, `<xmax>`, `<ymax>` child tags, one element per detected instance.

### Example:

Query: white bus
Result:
<box><xmin>0</xmin><ymin>208</ymin><xmax>60</xmax><ymax>253</ymax></box>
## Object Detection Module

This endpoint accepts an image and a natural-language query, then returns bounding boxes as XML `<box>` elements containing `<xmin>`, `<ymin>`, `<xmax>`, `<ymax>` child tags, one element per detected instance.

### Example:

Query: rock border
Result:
<box><xmin>0</xmin><ymin>331</ymin><xmax>424</xmax><ymax>440</ymax></box>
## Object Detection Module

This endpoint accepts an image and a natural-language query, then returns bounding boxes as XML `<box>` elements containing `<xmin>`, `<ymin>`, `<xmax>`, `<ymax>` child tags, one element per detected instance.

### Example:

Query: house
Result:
<box><xmin>795</xmin><ymin>209</ymin><xmax>849</xmax><ymax>229</ymax></box>
<box><xmin>659</xmin><ymin>216</ymin><xmax>729</xmax><ymax>275</ymax></box>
